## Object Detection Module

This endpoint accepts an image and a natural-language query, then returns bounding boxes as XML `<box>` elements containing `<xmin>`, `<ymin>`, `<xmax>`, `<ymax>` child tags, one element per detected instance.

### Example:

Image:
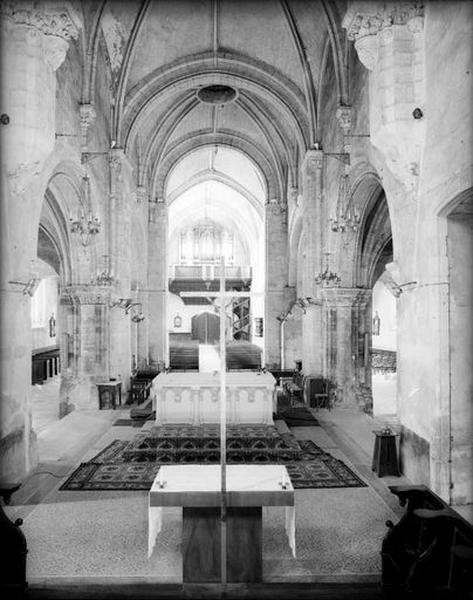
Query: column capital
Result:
<box><xmin>342</xmin><ymin>1</ymin><xmax>424</xmax><ymax>70</ymax></box>
<box><xmin>301</xmin><ymin>149</ymin><xmax>324</xmax><ymax>173</ymax></box>
<box><xmin>149</xmin><ymin>200</ymin><xmax>167</xmax><ymax>224</ymax></box>
<box><xmin>336</xmin><ymin>105</ymin><xmax>354</xmax><ymax>134</ymax></box>
<box><xmin>60</xmin><ymin>284</ymin><xmax>112</xmax><ymax>305</ymax></box>
<box><xmin>1</xmin><ymin>1</ymin><xmax>82</xmax><ymax>40</ymax></box>
<box><xmin>136</xmin><ymin>185</ymin><xmax>148</xmax><ymax>204</ymax></box>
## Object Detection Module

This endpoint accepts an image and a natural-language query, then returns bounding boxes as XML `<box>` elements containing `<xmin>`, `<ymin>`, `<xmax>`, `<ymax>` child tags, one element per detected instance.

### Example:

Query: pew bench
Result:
<box><xmin>382</xmin><ymin>484</ymin><xmax>473</xmax><ymax>599</ymax></box>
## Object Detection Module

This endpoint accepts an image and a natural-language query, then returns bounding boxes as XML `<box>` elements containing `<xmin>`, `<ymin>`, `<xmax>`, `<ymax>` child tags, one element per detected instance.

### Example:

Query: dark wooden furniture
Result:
<box><xmin>225</xmin><ymin>341</ymin><xmax>262</xmax><ymax>371</ymax></box>
<box><xmin>97</xmin><ymin>380</ymin><xmax>122</xmax><ymax>409</ymax></box>
<box><xmin>0</xmin><ymin>484</ymin><xmax>27</xmax><ymax>598</ymax></box>
<box><xmin>31</xmin><ymin>346</ymin><xmax>60</xmax><ymax>384</ymax></box>
<box><xmin>169</xmin><ymin>339</ymin><xmax>199</xmax><ymax>371</ymax></box>
<box><xmin>182</xmin><ymin>506</ymin><xmax>262</xmax><ymax>583</ymax></box>
<box><xmin>128</xmin><ymin>369</ymin><xmax>159</xmax><ymax>419</ymax></box>
<box><xmin>382</xmin><ymin>485</ymin><xmax>473</xmax><ymax>599</ymax></box>
<box><xmin>283</xmin><ymin>372</ymin><xmax>331</xmax><ymax>410</ymax></box>
<box><xmin>127</xmin><ymin>377</ymin><xmax>153</xmax><ymax>404</ymax></box>
<box><xmin>305</xmin><ymin>377</ymin><xmax>331</xmax><ymax>410</ymax></box>
<box><xmin>372</xmin><ymin>429</ymin><xmax>400</xmax><ymax>477</ymax></box>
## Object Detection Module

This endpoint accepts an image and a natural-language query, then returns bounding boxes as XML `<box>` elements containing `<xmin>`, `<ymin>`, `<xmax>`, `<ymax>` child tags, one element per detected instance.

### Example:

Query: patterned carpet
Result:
<box><xmin>60</xmin><ymin>424</ymin><xmax>366</xmax><ymax>491</ymax></box>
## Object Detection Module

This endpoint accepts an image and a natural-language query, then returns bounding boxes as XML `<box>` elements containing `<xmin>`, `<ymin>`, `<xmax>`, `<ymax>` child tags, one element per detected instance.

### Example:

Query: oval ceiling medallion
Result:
<box><xmin>197</xmin><ymin>85</ymin><xmax>238</xmax><ymax>105</ymax></box>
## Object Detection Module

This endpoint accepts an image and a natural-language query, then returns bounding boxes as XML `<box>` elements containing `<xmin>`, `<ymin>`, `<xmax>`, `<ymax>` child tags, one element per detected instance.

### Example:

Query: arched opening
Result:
<box><xmin>30</xmin><ymin>228</ymin><xmax>61</xmax><ymax>434</ymax></box>
<box><xmin>445</xmin><ymin>188</ymin><xmax>473</xmax><ymax>505</ymax></box>
<box><xmin>353</xmin><ymin>176</ymin><xmax>396</xmax><ymax>415</ymax></box>
<box><xmin>166</xmin><ymin>145</ymin><xmax>265</xmax><ymax>371</ymax></box>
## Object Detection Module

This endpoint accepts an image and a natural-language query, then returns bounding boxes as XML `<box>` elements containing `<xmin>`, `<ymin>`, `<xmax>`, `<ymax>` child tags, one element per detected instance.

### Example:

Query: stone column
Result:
<box><xmin>322</xmin><ymin>287</ymin><xmax>372</xmax><ymax>407</ymax></box>
<box><xmin>265</xmin><ymin>200</ymin><xmax>288</xmax><ymax>368</ymax></box>
<box><xmin>59</xmin><ymin>285</ymin><xmax>111</xmax><ymax>411</ymax></box>
<box><xmin>0</xmin><ymin>2</ymin><xmax>81</xmax><ymax>480</ymax></box>
<box><xmin>148</xmin><ymin>201</ymin><xmax>168</xmax><ymax>368</ymax></box>
<box><xmin>107</xmin><ymin>149</ymin><xmax>134</xmax><ymax>388</ymax></box>
<box><xmin>135</xmin><ymin>186</ymin><xmax>149</xmax><ymax>370</ymax></box>
<box><xmin>300</xmin><ymin>149</ymin><xmax>325</xmax><ymax>376</ymax></box>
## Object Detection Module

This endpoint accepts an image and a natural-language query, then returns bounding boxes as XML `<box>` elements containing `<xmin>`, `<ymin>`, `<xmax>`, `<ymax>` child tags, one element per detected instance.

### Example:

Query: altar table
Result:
<box><xmin>148</xmin><ymin>464</ymin><xmax>295</xmax><ymax>583</ymax></box>
<box><xmin>151</xmin><ymin>371</ymin><xmax>276</xmax><ymax>425</ymax></box>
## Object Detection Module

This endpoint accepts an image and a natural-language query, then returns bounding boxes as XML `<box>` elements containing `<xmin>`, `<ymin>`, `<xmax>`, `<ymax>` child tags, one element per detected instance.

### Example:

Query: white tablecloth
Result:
<box><xmin>148</xmin><ymin>465</ymin><xmax>295</xmax><ymax>558</ymax></box>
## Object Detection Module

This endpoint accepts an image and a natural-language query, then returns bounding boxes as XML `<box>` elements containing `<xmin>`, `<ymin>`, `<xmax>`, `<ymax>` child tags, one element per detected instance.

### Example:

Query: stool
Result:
<box><xmin>372</xmin><ymin>429</ymin><xmax>400</xmax><ymax>477</ymax></box>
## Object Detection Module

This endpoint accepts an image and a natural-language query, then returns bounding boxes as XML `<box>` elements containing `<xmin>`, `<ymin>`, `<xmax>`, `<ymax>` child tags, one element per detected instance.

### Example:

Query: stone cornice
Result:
<box><xmin>321</xmin><ymin>287</ymin><xmax>371</xmax><ymax>307</ymax></box>
<box><xmin>1</xmin><ymin>1</ymin><xmax>81</xmax><ymax>40</ymax></box>
<box><xmin>60</xmin><ymin>284</ymin><xmax>112</xmax><ymax>305</ymax></box>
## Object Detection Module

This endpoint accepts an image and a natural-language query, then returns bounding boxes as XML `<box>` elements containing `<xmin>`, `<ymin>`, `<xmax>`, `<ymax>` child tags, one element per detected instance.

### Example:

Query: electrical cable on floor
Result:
<box><xmin>26</xmin><ymin>470</ymin><xmax>70</xmax><ymax>478</ymax></box>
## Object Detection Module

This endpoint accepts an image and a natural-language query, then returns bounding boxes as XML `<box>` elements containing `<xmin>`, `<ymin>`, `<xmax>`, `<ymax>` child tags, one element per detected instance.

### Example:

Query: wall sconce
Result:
<box><xmin>130</xmin><ymin>303</ymin><xmax>145</xmax><ymax>323</ymax></box>
<box><xmin>110</xmin><ymin>298</ymin><xmax>133</xmax><ymax>310</ymax></box>
<box><xmin>110</xmin><ymin>298</ymin><xmax>145</xmax><ymax>321</ymax></box>
<box><xmin>174</xmin><ymin>313</ymin><xmax>182</xmax><ymax>328</ymax></box>
<box><xmin>295</xmin><ymin>297</ymin><xmax>319</xmax><ymax>314</ymax></box>
<box><xmin>8</xmin><ymin>278</ymin><xmax>40</xmax><ymax>296</ymax></box>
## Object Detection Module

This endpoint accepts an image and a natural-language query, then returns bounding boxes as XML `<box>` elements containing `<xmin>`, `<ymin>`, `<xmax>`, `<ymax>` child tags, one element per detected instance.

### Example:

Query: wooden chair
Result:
<box><xmin>305</xmin><ymin>377</ymin><xmax>331</xmax><ymax>410</ymax></box>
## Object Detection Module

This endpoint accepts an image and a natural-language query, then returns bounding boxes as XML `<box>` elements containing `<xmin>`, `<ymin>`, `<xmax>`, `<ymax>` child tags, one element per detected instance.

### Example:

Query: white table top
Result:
<box><xmin>149</xmin><ymin>465</ymin><xmax>294</xmax><ymax>507</ymax></box>
<box><xmin>152</xmin><ymin>371</ymin><xmax>276</xmax><ymax>388</ymax></box>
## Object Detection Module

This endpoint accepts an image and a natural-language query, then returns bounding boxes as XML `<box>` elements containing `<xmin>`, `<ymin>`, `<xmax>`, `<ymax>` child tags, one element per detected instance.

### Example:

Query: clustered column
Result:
<box><xmin>148</xmin><ymin>201</ymin><xmax>168</xmax><ymax>369</ymax></box>
<box><xmin>264</xmin><ymin>200</ymin><xmax>288</xmax><ymax>368</ymax></box>
<box><xmin>300</xmin><ymin>149</ymin><xmax>325</xmax><ymax>376</ymax></box>
<box><xmin>0</xmin><ymin>2</ymin><xmax>80</xmax><ymax>480</ymax></box>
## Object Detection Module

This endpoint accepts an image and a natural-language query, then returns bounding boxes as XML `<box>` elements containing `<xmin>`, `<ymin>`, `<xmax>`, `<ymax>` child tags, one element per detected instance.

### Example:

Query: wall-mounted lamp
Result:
<box><xmin>295</xmin><ymin>297</ymin><xmax>319</xmax><ymax>314</ymax></box>
<box><xmin>110</xmin><ymin>298</ymin><xmax>133</xmax><ymax>311</ymax></box>
<box><xmin>110</xmin><ymin>298</ymin><xmax>145</xmax><ymax>322</ymax></box>
<box><xmin>8</xmin><ymin>278</ymin><xmax>40</xmax><ymax>296</ymax></box>
<box><xmin>173</xmin><ymin>313</ymin><xmax>182</xmax><ymax>328</ymax></box>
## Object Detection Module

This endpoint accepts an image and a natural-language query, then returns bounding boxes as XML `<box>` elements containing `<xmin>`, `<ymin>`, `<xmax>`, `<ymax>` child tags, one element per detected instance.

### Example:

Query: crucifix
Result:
<box><xmin>179</xmin><ymin>257</ymin><xmax>262</xmax><ymax>586</ymax></box>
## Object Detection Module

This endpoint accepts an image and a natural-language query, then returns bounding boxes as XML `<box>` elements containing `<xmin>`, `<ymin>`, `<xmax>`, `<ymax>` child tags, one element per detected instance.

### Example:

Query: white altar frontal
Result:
<box><xmin>151</xmin><ymin>371</ymin><xmax>276</xmax><ymax>425</ymax></box>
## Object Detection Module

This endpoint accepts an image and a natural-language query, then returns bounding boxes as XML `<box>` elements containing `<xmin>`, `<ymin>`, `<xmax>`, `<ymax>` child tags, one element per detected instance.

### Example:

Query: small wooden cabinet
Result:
<box><xmin>97</xmin><ymin>381</ymin><xmax>122</xmax><ymax>409</ymax></box>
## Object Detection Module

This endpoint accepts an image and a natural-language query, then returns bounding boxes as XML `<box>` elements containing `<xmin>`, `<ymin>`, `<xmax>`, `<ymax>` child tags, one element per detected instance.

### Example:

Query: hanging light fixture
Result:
<box><xmin>329</xmin><ymin>173</ymin><xmax>360</xmax><ymax>233</ymax></box>
<box><xmin>315</xmin><ymin>251</ymin><xmax>341</xmax><ymax>287</ymax></box>
<box><xmin>70</xmin><ymin>172</ymin><xmax>101</xmax><ymax>246</ymax></box>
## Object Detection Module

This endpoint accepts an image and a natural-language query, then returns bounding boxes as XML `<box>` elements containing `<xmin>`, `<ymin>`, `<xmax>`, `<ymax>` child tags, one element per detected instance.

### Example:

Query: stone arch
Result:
<box><xmin>155</xmin><ymin>132</ymin><xmax>278</xmax><ymax>201</ymax></box>
<box><xmin>166</xmin><ymin>170</ymin><xmax>264</xmax><ymax>219</ymax></box>
<box><xmin>121</xmin><ymin>51</ymin><xmax>310</xmax><ymax>151</ymax></box>
<box><xmin>350</xmin><ymin>168</ymin><xmax>392</xmax><ymax>288</ymax></box>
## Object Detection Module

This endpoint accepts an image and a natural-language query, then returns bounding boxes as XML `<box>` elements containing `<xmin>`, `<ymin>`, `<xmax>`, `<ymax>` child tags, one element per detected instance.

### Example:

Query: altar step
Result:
<box><xmin>22</xmin><ymin>580</ymin><xmax>384</xmax><ymax>599</ymax></box>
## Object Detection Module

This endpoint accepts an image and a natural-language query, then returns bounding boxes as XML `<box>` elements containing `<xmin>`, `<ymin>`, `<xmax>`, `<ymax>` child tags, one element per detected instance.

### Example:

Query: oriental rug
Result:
<box><xmin>60</xmin><ymin>425</ymin><xmax>366</xmax><ymax>491</ymax></box>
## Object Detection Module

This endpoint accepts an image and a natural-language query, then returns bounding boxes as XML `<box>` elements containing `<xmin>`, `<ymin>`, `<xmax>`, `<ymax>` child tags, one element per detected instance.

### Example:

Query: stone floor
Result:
<box><xmin>16</xmin><ymin>378</ymin><xmax>472</xmax><ymax>584</ymax></box>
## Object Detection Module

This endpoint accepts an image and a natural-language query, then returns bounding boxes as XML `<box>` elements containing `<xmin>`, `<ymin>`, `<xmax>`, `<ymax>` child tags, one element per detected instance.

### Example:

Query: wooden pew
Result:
<box><xmin>382</xmin><ymin>484</ymin><xmax>473</xmax><ymax>599</ymax></box>
<box><xmin>31</xmin><ymin>346</ymin><xmax>60</xmax><ymax>384</ymax></box>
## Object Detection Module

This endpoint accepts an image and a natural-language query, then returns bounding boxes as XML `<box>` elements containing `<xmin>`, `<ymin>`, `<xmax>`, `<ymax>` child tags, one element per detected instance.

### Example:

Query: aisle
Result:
<box><xmin>198</xmin><ymin>343</ymin><xmax>220</xmax><ymax>372</ymax></box>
